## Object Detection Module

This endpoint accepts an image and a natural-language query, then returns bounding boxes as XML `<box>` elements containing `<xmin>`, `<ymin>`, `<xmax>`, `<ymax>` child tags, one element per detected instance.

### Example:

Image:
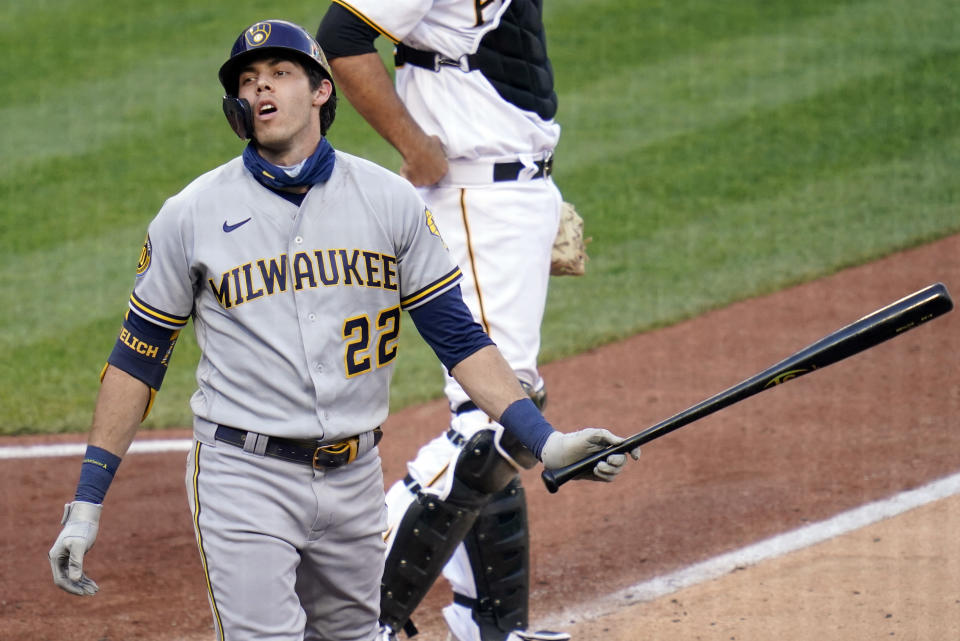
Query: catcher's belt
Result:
<box><xmin>493</xmin><ymin>155</ymin><xmax>553</xmax><ymax>182</ymax></box>
<box><xmin>395</xmin><ymin>42</ymin><xmax>477</xmax><ymax>73</ymax></box>
<box><xmin>214</xmin><ymin>425</ymin><xmax>383</xmax><ymax>468</ymax></box>
<box><xmin>441</xmin><ymin>154</ymin><xmax>553</xmax><ymax>185</ymax></box>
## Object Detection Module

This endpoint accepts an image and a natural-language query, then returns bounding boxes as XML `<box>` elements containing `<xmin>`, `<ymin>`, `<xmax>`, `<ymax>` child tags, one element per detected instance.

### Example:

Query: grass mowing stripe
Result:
<box><xmin>556</xmin><ymin>0</ymin><xmax>960</xmax><ymax>166</ymax></box>
<box><xmin>541</xmin><ymin>132</ymin><xmax>960</xmax><ymax>358</ymax></box>
<box><xmin>546</xmin><ymin>0</ymin><xmax>845</xmax><ymax>71</ymax></box>
<box><xmin>585</xmin><ymin>48</ymin><xmax>960</xmax><ymax>216</ymax></box>
<box><xmin>1</xmin><ymin>1</ymin><xmax>316</xmax><ymax>105</ymax></box>
<box><xmin>1</xmin><ymin>122</ymin><xmax>229</xmax><ymax>256</ymax></box>
<box><xmin>559</xmin><ymin>47</ymin><xmax>960</xmax><ymax>230</ymax></box>
<box><xmin>0</xmin><ymin>222</ymin><xmax>143</xmax><ymax>349</ymax></box>
<box><xmin>0</xmin><ymin>51</ymin><xmax>224</xmax><ymax>175</ymax></box>
<box><xmin>549</xmin><ymin>0</ymin><xmax>958</xmax><ymax>76</ymax></box>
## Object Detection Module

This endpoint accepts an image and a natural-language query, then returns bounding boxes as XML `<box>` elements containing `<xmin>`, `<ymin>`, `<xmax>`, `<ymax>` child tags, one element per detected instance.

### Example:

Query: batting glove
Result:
<box><xmin>49</xmin><ymin>501</ymin><xmax>102</xmax><ymax>596</ymax></box>
<box><xmin>541</xmin><ymin>429</ymin><xmax>640</xmax><ymax>482</ymax></box>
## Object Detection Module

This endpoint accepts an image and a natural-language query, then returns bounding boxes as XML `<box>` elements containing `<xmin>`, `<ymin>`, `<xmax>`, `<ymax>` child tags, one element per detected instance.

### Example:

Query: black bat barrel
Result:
<box><xmin>542</xmin><ymin>282</ymin><xmax>953</xmax><ymax>493</ymax></box>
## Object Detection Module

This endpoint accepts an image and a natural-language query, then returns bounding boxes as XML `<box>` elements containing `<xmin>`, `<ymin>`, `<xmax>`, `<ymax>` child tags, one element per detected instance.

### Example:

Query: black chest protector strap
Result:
<box><xmin>394</xmin><ymin>0</ymin><xmax>557</xmax><ymax>120</ymax></box>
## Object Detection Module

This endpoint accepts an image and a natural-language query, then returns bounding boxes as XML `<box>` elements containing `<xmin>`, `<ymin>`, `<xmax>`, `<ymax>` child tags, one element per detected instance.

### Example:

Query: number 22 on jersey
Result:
<box><xmin>343</xmin><ymin>306</ymin><xmax>401</xmax><ymax>377</ymax></box>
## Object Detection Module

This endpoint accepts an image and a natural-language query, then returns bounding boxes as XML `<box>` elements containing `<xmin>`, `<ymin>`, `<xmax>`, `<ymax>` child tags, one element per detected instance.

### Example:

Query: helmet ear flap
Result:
<box><xmin>222</xmin><ymin>96</ymin><xmax>254</xmax><ymax>139</ymax></box>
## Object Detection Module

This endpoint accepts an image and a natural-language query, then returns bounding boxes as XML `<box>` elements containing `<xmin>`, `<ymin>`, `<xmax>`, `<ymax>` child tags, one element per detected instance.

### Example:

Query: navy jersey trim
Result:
<box><xmin>129</xmin><ymin>292</ymin><xmax>190</xmax><ymax>329</ymax></box>
<box><xmin>400</xmin><ymin>267</ymin><xmax>463</xmax><ymax>309</ymax></box>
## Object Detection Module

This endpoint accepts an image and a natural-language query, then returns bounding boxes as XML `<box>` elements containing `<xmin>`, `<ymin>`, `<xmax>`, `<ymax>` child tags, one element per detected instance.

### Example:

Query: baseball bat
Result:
<box><xmin>542</xmin><ymin>282</ymin><xmax>953</xmax><ymax>493</ymax></box>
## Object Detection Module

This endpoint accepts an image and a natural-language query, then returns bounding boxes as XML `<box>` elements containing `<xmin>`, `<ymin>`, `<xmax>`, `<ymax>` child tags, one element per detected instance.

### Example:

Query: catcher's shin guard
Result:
<box><xmin>453</xmin><ymin>477</ymin><xmax>533</xmax><ymax>640</ymax></box>
<box><xmin>381</xmin><ymin>428</ymin><xmax>520</xmax><ymax>636</ymax></box>
<box><xmin>380</xmin><ymin>486</ymin><xmax>484</xmax><ymax>636</ymax></box>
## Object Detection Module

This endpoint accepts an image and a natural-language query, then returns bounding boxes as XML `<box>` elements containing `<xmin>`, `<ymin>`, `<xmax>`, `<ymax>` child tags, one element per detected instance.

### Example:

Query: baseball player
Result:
<box><xmin>314</xmin><ymin>2</ymin><xmax>593</xmax><ymax>640</ymax></box>
<box><xmin>47</xmin><ymin>19</ymin><xmax>638</xmax><ymax>641</ymax></box>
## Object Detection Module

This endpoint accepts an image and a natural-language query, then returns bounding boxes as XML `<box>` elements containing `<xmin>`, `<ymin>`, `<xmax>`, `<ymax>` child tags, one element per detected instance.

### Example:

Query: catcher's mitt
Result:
<box><xmin>550</xmin><ymin>201</ymin><xmax>590</xmax><ymax>276</ymax></box>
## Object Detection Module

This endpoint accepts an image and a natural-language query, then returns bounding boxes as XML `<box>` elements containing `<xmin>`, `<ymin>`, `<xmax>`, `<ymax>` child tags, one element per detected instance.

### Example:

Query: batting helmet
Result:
<box><xmin>218</xmin><ymin>19</ymin><xmax>337</xmax><ymax>139</ymax></box>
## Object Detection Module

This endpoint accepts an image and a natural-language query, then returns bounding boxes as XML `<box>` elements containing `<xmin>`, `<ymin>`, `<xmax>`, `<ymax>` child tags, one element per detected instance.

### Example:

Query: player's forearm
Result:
<box><xmin>87</xmin><ymin>365</ymin><xmax>151</xmax><ymax>458</ymax></box>
<box><xmin>328</xmin><ymin>53</ymin><xmax>433</xmax><ymax>159</ymax></box>
<box><xmin>450</xmin><ymin>345</ymin><xmax>528</xmax><ymax>419</ymax></box>
<box><xmin>450</xmin><ymin>345</ymin><xmax>557</xmax><ymax>458</ymax></box>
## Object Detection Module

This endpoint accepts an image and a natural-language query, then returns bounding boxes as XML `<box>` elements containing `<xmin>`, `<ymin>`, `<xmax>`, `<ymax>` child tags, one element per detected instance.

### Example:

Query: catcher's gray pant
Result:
<box><xmin>186</xmin><ymin>433</ymin><xmax>387</xmax><ymax>641</ymax></box>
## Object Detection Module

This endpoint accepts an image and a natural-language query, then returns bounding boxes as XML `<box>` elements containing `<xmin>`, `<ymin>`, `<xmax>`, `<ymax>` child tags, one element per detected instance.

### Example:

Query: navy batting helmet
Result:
<box><xmin>219</xmin><ymin>19</ymin><xmax>337</xmax><ymax>139</ymax></box>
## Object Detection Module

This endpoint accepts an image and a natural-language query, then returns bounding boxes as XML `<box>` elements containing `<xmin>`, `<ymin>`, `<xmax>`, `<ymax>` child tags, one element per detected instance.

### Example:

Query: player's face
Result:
<box><xmin>237</xmin><ymin>57</ymin><xmax>331</xmax><ymax>164</ymax></box>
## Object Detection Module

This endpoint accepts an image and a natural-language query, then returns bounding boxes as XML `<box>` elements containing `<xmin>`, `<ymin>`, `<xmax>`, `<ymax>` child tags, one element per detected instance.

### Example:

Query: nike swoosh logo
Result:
<box><xmin>222</xmin><ymin>217</ymin><xmax>252</xmax><ymax>233</ymax></box>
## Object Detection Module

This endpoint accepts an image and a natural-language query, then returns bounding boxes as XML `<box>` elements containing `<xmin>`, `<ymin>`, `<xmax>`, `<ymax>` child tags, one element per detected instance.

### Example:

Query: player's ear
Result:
<box><xmin>312</xmin><ymin>78</ymin><xmax>334</xmax><ymax>108</ymax></box>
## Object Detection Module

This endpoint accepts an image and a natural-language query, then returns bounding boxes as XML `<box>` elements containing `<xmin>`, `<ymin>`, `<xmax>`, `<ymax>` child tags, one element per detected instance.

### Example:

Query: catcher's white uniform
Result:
<box><xmin>321</xmin><ymin>1</ymin><xmax>565</xmax><ymax>639</ymax></box>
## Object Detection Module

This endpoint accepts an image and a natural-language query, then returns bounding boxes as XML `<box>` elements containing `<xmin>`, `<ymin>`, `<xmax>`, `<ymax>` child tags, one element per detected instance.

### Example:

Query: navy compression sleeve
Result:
<box><xmin>408</xmin><ymin>285</ymin><xmax>493</xmax><ymax>372</ymax></box>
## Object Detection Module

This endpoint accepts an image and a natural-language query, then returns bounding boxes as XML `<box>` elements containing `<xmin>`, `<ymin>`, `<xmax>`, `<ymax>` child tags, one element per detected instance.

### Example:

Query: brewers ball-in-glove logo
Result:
<box><xmin>245</xmin><ymin>22</ymin><xmax>272</xmax><ymax>47</ymax></box>
<box><xmin>424</xmin><ymin>208</ymin><xmax>448</xmax><ymax>249</ymax></box>
<box><xmin>136</xmin><ymin>234</ymin><xmax>152</xmax><ymax>275</ymax></box>
<box><xmin>425</xmin><ymin>209</ymin><xmax>440</xmax><ymax>236</ymax></box>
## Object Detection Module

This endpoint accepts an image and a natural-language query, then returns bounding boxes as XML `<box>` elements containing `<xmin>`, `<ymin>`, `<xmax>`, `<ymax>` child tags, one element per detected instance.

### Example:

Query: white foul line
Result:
<box><xmin>0</xmin><ymin>438</ymin><xmax>192</xmax><ymax>459</ymax></box>
<box><xmin>538</xmin><ymin>470</ymin><xmax>960</xmax><ymax>627</ymax></box>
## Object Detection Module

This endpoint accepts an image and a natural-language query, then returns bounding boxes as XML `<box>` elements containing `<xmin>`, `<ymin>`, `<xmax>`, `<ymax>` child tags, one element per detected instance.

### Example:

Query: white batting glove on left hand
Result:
<box><xmin>541</xmin><ymin>429</ymin><xmax>640</xmax><ymax>482</ymax></box>
<box><xmin>49</xmin><ymin>501</ymin><xmax>102</xmax><ymax>596</ymax></box>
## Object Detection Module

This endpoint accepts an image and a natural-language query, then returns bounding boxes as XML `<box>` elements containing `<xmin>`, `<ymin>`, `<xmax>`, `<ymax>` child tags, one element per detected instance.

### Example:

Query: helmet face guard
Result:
<box><xmin>222</xmin><ymin>96</ymin><xmax>255</xmax><ymax>140</ymax></box>
<box><xmin>219</xmin><ymin>20</ymin><xmax>335</xmax><ymax>139</ymax></box>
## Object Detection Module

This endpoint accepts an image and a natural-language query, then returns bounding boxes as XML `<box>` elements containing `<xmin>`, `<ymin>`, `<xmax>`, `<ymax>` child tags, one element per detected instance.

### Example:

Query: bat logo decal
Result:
<box><xmin>764</xmin><ymin>368</ymin><xmax>811</xmax><ymax>387</ymax></box>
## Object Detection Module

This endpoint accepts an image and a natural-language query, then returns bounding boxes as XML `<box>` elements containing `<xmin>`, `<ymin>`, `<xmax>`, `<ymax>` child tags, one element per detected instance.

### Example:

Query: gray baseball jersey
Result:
<box><xmin>131</xmin><ymin>150</ymin><xmax>461</xmax><ymax>440</ymax></box>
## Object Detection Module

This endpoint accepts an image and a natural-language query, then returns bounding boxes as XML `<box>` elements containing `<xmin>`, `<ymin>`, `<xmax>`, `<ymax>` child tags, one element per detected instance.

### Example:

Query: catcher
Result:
<box><xmin>316</xmin><ymin>1</ymin><xmax>600</xmax><ymax>640</ymax></box>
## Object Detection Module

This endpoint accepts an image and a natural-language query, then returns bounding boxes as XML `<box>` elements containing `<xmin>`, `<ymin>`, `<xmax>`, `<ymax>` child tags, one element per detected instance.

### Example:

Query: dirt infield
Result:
<box><xmin>2</xmin><ymin>234</ymin><xmax>958</xmax><ymax>641</ymax></box>
<box><xmin>564</xmin><ymin>490</ymin><xmax>960</xmax><ymax>641</ymax></box>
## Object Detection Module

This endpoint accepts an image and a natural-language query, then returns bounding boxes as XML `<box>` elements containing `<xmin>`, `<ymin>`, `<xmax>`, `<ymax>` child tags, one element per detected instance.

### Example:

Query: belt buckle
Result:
<box><xmin>542</xmin><ymin>153</ymin><xmax>554</xmax><ymax>176</ymax></box>
<box><xmin>312</xmin><ymin>437</ymin><xmax>358</xmax><ymax>469</ymax></box>
<box><xmin>435</xmin><ymin>54</ymin><xmax>469</xmax><ymax>73</ymax></box>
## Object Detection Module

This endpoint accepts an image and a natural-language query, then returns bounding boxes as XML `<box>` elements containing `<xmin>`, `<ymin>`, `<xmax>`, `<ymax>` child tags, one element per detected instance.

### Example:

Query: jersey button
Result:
<box><xmin>308</xmin><ymin>313</ymin><xmax>317</xmax><ymax>321</ymax></box>
<box><xmin>294</xmin><ymin>236</ymin><xmax>304</xmax><ymax>244</ymax></box>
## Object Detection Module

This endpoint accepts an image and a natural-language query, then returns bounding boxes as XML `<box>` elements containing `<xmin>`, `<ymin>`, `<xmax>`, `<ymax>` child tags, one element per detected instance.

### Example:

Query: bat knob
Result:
<box><xmin>541</xmin><ymin>469</ymin><xmax>560</xmax><ymax>494</ymax></box>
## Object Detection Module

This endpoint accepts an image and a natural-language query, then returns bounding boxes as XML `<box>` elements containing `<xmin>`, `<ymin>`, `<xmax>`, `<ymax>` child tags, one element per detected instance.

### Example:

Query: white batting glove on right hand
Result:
<box><xmin>541</xmin><ymin>429</ymin><xmax>640</xmax><ymax>482</ymax></box>
<box><xmin>49</xmin><ymin>501</ymin><xmax>102</xmax><ymax>596</ymax></box>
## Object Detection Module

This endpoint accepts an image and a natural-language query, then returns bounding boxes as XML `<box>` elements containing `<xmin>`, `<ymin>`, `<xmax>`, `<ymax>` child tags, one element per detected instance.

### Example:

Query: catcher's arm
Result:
<box><xmin>317</xmin><ymin>6</ymin><xmax>448</xmax><ymax>186</ymax></box>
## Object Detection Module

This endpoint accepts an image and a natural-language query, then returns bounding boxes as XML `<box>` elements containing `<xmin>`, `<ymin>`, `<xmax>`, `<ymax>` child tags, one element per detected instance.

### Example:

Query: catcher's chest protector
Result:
<box><xmin>470</xmin><ymin>0</ymin><xmax>557</xmax><ymax>120</ymax></box>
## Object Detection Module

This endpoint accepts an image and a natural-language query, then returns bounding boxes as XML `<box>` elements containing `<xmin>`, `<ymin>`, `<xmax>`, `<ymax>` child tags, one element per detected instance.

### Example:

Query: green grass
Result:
<box><xmin>2</xmin><ymin>0</ymin><xmax>958</xmax><ymax>433</ymax></box>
